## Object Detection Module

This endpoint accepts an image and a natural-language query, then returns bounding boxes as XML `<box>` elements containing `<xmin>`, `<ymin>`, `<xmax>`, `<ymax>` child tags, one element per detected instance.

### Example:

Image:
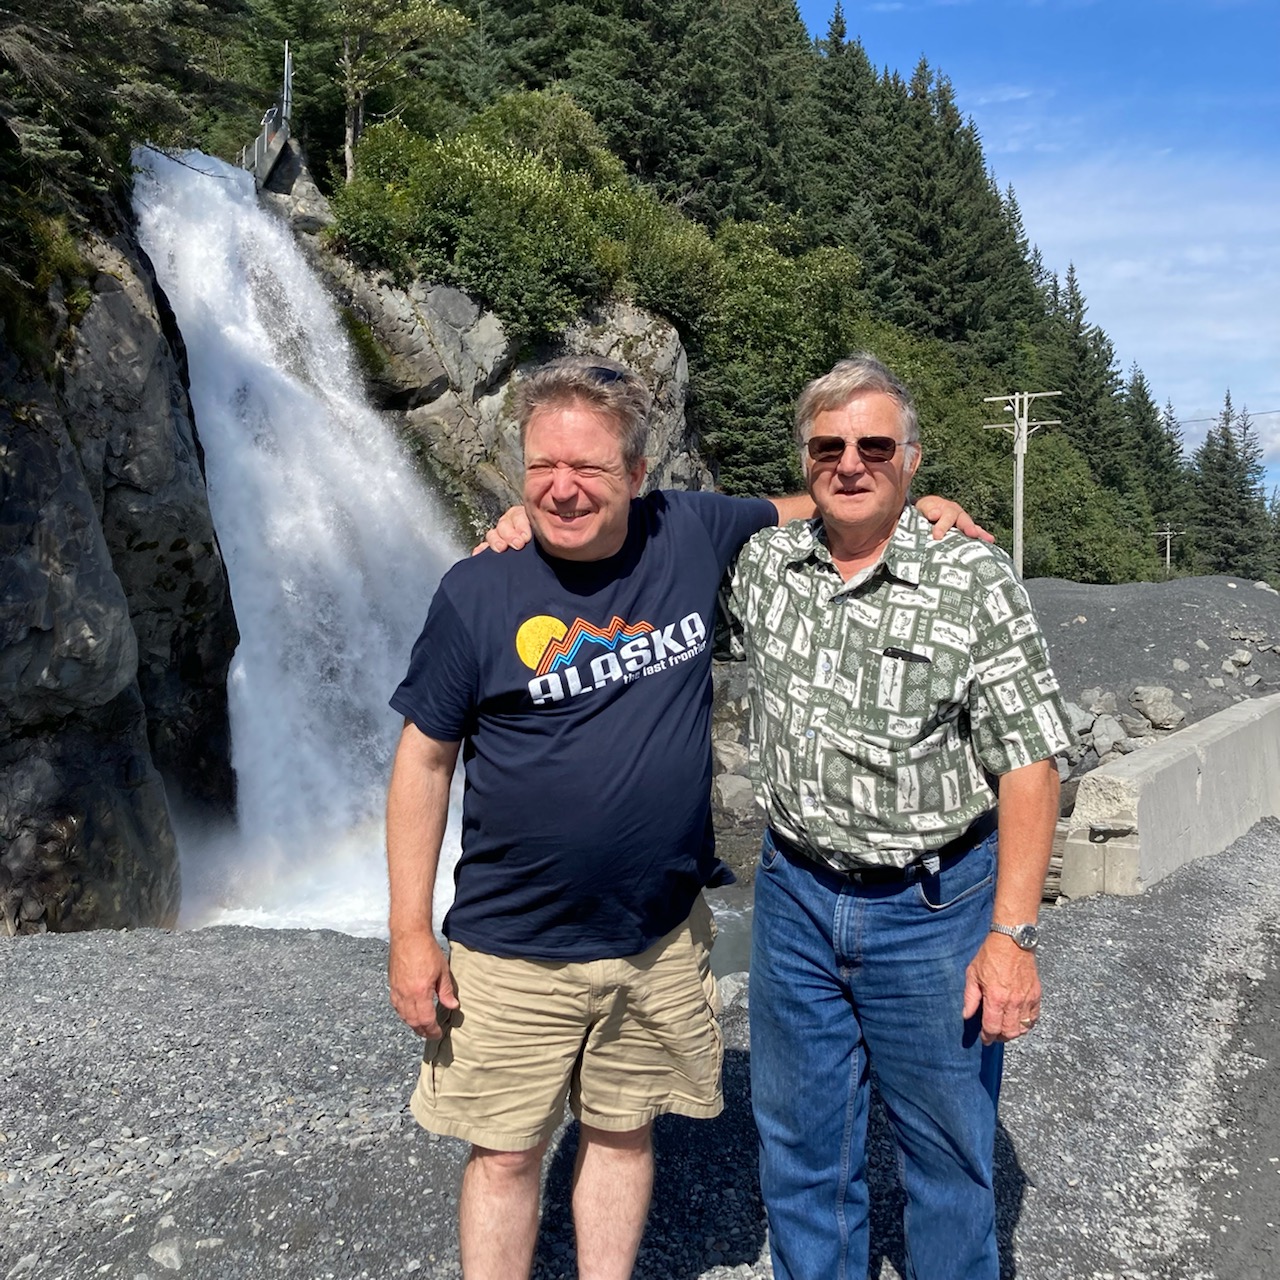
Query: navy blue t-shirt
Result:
<box><xmin>390</xmin><ymin>489</ymin><xmax>775</xmax><ymax>961</ymax></box>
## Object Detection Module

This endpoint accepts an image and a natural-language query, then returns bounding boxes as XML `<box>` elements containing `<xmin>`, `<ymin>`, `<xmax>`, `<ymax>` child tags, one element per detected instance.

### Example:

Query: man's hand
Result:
<box><xmin>916</xmin><ymin>495</ymin><xmax>995</xmax><ymax>543</ymax></box>
<box><xmin>389</xmin><ymin>929</ymin><xmax>460</xmax><ymax>1039</ymax></box>
<box><xmin>962</xmin><ymin>934</ymin><xmax>1041</xmax><ymax>1043</ymax></box>
<box><xmin>471</xmin><ymin>505</ymin><xmax>532</xmax><ymax>555</ymax></box>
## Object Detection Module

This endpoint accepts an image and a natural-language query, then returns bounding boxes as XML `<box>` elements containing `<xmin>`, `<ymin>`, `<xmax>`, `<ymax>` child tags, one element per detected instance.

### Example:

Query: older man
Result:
<box><xmin>723</xmin><ymin>353</ymin><xmax>1072</xmax><ymax>1280</ymax></box>
<box><xmin>387</xmin><ymin>355</ymin><xmax>978</xmax><ymax>1279</ymax></box>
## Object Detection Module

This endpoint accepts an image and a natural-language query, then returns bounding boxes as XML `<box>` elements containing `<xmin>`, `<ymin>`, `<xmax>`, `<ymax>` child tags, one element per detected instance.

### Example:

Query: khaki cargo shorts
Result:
<box><xmin>409</xmin><ymin>895</ymin><xmax>723</xmax><ymax>1152</ymax></box>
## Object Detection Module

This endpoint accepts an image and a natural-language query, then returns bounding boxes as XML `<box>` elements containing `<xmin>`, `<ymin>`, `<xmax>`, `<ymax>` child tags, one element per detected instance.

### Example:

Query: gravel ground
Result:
<box><xmin>4</xmin><ymin>818</ymin><xmax>1280</xmax><ymax>1280</ymax></box>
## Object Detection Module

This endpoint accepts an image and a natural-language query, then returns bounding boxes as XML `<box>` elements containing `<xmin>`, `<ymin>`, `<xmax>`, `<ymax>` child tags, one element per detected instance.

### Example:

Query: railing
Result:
<box><xmin>237</xmin><ymin>42</ymin><xmax>293</xmax><ymax>187</ymax></box>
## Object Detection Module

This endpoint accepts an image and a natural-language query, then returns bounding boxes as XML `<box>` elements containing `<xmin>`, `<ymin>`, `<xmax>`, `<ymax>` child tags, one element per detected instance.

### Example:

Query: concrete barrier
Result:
<box><xmin>1060</xmin><ymin>691</ymin><xmax>1280</xmax><ymax>898</ymax></box>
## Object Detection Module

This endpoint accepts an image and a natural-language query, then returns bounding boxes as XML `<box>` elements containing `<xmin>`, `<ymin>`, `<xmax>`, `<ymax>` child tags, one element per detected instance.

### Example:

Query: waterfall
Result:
<box><xmin>131</xmin><ymin>148</ymin><xmax>464</xmax><ymax>937</ymax></box>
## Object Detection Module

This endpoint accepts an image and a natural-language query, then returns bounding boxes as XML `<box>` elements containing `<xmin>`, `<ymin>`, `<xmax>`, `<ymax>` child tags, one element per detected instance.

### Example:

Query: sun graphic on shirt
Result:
<box><xmin>515</xmin><ymin>615</ymin><xmax>568</xmax><ymax>669</ymax></box>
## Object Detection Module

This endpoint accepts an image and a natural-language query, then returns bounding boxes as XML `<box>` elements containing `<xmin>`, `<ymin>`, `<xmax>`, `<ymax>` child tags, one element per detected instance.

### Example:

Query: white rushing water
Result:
<box><xmin>132</xmin><ymin>148</ymin><xmax>464</xmax><ymax>937</ymax></box>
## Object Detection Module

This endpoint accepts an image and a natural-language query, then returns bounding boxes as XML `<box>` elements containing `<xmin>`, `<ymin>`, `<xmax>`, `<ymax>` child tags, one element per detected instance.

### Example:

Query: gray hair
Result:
<box><xmin>793</xmin><ymin>352</ymin><xmax>920</xmax><ymax>449</ymax></box>
<box><xmin>515</xmin><ymin>356</ymin><xmax>651</xmax><ymax>470</ymax></box>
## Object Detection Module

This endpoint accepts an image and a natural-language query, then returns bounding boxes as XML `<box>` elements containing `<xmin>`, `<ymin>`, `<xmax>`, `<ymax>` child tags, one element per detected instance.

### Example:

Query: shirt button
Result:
<box><xmin>805</xmin><ymin>729</ymin><xmax>815</xmax><ymax>739</ymax></box>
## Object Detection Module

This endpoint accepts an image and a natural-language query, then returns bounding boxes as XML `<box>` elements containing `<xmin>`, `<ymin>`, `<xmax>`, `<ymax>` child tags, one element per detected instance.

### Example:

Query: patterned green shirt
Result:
<box><xmin>722</xmin><ymin>505</ymin><xmax>1073</xmax><ymax>869</ymax></box>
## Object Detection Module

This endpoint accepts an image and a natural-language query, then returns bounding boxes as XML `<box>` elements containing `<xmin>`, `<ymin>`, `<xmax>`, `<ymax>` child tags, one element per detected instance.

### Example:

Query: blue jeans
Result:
<box><xmin>750</xmin><ymin>828</ymin><xmax>1003</xmax><ymax>1280</ymax></box>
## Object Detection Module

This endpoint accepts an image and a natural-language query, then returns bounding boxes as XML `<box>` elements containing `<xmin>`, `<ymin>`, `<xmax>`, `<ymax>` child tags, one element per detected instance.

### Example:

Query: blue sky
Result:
<box><xmin>797</xmin><ymin>0</ymin><xmax>1280</xmax><ymax>494</ymax></box>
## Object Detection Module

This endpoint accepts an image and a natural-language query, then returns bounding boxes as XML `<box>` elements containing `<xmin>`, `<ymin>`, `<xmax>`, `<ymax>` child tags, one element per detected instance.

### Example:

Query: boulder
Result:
<box><xmin>1063</xmin><ymin>701</ymin><xmax>1095</xmax><ymax>736</ymax></box>
<box><xmin>1090</xmin><ymin>714</ymin><xmax>1127</xmax><ymax>758</ymax></box>
<box><xmin>713</xmin><ymin>739</ymin><xmax>750</xmax><ymax>776</ymax></box>
<box><xmin>712</xmin><ymin>773</ymin><xmax>757</xmax><ymax>820</ymax></box>
<box><xmin>1129</xmin><ymin>685</ymin><xmax>1186</xmax><ymax>731</ymax></box>
<box><xmin>1079</xmin><ymin>688</ymin><xmax>1117</xmax><ymax>716</ymax></box>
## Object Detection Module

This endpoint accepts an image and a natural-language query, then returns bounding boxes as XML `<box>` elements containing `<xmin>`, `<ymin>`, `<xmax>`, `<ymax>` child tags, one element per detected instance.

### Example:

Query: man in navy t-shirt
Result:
<box><xmin>387</xmin><ymin>356</ymin><xmax>805</xmax><ymax>1279</ymax></box>
<box><xmin>386</xmin><ymin>356</ymin><xmax>973</xmax><ymax>1279</ymax></box>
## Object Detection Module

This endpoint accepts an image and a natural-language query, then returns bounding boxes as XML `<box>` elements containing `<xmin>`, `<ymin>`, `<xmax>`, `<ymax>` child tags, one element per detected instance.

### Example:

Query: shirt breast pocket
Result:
<box><xmin>861</xmin><ymin>646</ymin><xmax>965</xmax><ymax>749</ymax></box>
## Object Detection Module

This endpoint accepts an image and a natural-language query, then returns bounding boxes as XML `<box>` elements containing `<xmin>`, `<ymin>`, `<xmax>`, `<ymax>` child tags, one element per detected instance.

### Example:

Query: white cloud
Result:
<box><xmin>1003</xmin><ymin>150</ymin><xmax>1280</xmax><ymax>483</ymax></box>
<box><xmin>970</xmin><ymin>84</ymin><xmax>1037</xmax><ymax>106</ymax></box>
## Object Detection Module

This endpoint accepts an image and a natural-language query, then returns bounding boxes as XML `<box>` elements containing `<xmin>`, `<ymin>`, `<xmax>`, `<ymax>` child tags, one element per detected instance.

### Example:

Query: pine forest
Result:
<box><xmin>3</xmin><ymin>0</ymin><xmax>1277</xmax><ymax>584</ymax></box>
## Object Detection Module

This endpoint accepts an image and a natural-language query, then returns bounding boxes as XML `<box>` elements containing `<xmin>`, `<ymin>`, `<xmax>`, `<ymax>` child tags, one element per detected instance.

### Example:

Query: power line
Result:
<box><xmin>1180</xmin><ymin>409</ymin><xmax>1280</xmax><ymax>424</ymax></box>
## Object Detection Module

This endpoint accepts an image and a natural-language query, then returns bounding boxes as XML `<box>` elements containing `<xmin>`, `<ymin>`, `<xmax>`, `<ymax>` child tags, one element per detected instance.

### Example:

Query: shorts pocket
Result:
<box><xmin>688</xmin><ymin>895</ymin><xmax>721</xmax><ymax>1017</ymax></box>
<box><xmin>418</xmin><ymin>1016</ymin><xmax>454</xmax><ymax>1104</ymax></box>
<box><xmin>915</xmin><ymin>836</ymin><xmax>997</xmax><ymax>911</ymax></box>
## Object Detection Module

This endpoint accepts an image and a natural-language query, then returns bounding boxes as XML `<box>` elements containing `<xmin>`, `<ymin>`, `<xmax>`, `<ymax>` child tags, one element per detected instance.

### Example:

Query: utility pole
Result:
<box><xmin>1153</xmin><ymin>524</ymin><xmax>1184</xmax><ymax>575</ymax></box>
<box><xmin>983</xmin><ymin>390</ymin><xmax>1062</xmax><ymax>579</ymax></box>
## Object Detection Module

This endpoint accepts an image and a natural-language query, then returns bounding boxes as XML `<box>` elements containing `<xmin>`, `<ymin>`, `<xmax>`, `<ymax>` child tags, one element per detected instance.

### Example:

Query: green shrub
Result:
<box><xmin>466</xmin><ymin>90</ymin><xmax>626</xmax><ymax>187</ymax></box>
<box><xmin>333</xmin><ymin>116</ymin><xmax>722</xmax><ymax>343</ymax></box>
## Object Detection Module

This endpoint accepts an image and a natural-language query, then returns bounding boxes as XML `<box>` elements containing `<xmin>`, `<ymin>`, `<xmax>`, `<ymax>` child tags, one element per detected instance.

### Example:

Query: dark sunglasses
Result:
<box><xmin>805</xmin><ymin>434</ymin><xmax>902</xmax><ymax>464</ymax></box>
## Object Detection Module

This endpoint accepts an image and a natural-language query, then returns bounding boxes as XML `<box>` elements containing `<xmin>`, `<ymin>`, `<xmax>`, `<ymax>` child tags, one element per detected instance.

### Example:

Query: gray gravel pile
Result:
<box><xmin>5</xmin><ymin>819</ymin><xmax>1280</xmax><ymax>1279</ymax></box>
<box><xmin>1026</xmin><ymin>574</ymin><xmax>1280</xmax><ymax>721</ymax></box>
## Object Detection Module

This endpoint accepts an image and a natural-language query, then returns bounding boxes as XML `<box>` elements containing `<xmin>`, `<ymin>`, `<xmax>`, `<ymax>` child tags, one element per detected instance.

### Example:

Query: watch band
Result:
<box><xmin>989</xmin><ymin>922</ymin><xmax>1039</xmax><ymax>951</ymax></box>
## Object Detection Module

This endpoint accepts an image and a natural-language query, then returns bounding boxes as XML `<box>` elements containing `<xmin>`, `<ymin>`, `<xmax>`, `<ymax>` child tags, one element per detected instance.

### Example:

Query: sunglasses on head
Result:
<box><xmin>805</xmin><ymin>435</ymin><xmax>903</xmax><ymax>464</ymax></box>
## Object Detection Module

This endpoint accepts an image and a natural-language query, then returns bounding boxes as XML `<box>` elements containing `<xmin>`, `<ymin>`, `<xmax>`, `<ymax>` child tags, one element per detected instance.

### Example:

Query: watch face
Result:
<box><xmin>1015</xmin><ymin>924</ymin><xmax>1039</xmax><ymax>950</ymax></box>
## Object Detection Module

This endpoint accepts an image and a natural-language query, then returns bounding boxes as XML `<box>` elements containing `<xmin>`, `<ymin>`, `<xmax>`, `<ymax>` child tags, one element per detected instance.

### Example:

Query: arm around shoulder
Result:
<box><xmin>768</xmin><ymin>493</ymin><xmax>816</xmax><ymax>525</ymax></box>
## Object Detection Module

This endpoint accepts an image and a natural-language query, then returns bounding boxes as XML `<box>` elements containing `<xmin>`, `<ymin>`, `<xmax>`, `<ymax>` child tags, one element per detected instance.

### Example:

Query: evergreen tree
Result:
<box><xmin>869</xmin><ymin>60</ymin><xmax>1038</xmax><ymax>360</ymax></box>
<box><xmin>1270</xmin><ymin>487</ymin><xmax>1280</xmax><ymax>583</ymax></box>
<box><xmin>245</xmin><ymin>0</ymin><xmax>347</xmax><ymax>182</ymax></box>
<box><xmin>872</xmin><ymin>60</ymin><xmax>945</xmax><ymax>336</ymax></box>
<box><xmin>1190</xmin><ymin>393</ymin><xmax>1274</xmax><ymax>578</ymax></box>
<box><xmin>0</xmin><ymin>0</ymin><xmax>247</xmax><ymax>358</ymax></box>
<box><xmin>801</xmin><ymin>7</ymin><xmax>904</xmax><ymax>318</ymax></box>
<box><xmin>804</xmin><ymin>4</ymin><xmax>877</xmax><ymax>235</ymax></box>
<box><xmin>561</xmin><ymin>0</ymin><xmax>733</xmax><ymax>222</ymax></box>
<box><xmin>1039</xmin><ymin>265</ymin><xmax>1134</xmax><ymax>493</ymax></box>
<box><xmin>728</xmin><ymin>0</ymin><xmax>817</xmax><ymax>214</ymax></box>
<box><xmin>1123</xmin><ymin>367</ymin><xmax>1188</xmax><ymax>531</ymax></box>
<box><xmin>332</xmin><ymin>0</ymin><xmax>468</xmax><ymax>181</ymax></box>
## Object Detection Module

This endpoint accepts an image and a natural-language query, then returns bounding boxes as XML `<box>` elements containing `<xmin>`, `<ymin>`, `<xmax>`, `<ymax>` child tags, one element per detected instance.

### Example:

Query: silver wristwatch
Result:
<box><xmin>989</xmin><ymin>922</ymin><xmax>1039</xmax><ymax>951</ymax></box>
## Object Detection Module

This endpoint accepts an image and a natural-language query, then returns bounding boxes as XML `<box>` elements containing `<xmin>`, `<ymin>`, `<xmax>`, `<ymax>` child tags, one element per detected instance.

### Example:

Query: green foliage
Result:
<box><xmin>1017</xmin><ymin>435</ymin><xmax>1158</xmax><ymax>582</ymax></box>
<box><xmin>588</xmin><ymin>185</ymin><xmax>719</xmax><ymax>336</ymax></box>
<box><xmin>338</xmin><ymin>307</ymin><xmax>389</xmax><ymax>381</ymax></box>
<box><xmin>14</xmin><ymin>0</ymin><xmax>1264</xmax><ymax>586</ymax></box>
<box><xmin>0</xmin><ymin>0</ymin><xmax>251</xmax><ymax>361</ymax></box>
<box><xmin>1189</xmin><ymin>394</ymin><xmax>1275</xmax><ymax>580</ymax></box>
<box><xmin>465</xmin><ymin>89</ymin><xmax>624</xmax><ymax>186</ymax></box>
<box><xmin>335</xmin><ymin>124</ymin><xmax>606</xmax><ymax>336</ymax></box>
<box><xmin>332</xmin><ymin>111</ymin><xmax>721</xmax><ymax>343</ymax></box>
<box><xmin>332</xmin><ymin>0</ymin><xmax>468</xmax><ymax>181</ymax></box>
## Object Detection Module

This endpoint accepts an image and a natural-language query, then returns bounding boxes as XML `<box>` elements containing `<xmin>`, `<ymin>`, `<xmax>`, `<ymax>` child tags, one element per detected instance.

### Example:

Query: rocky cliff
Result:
<box><xmin>0</xmin><ymin>230</ymin><xmax>238</xmax><ymax>933</ymax></box>
<box><xmin>262</xmin><ymin>141</ymin><xmax>714</xmax><ymax>529</ymax></box>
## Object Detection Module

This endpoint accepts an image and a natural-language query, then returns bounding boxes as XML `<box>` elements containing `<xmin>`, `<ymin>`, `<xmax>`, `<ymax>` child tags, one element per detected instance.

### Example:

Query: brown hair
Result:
<box><xmin>516</xmin><ymin>356</ymin><xmax>652</xmax><ymax>470</ymax></box>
